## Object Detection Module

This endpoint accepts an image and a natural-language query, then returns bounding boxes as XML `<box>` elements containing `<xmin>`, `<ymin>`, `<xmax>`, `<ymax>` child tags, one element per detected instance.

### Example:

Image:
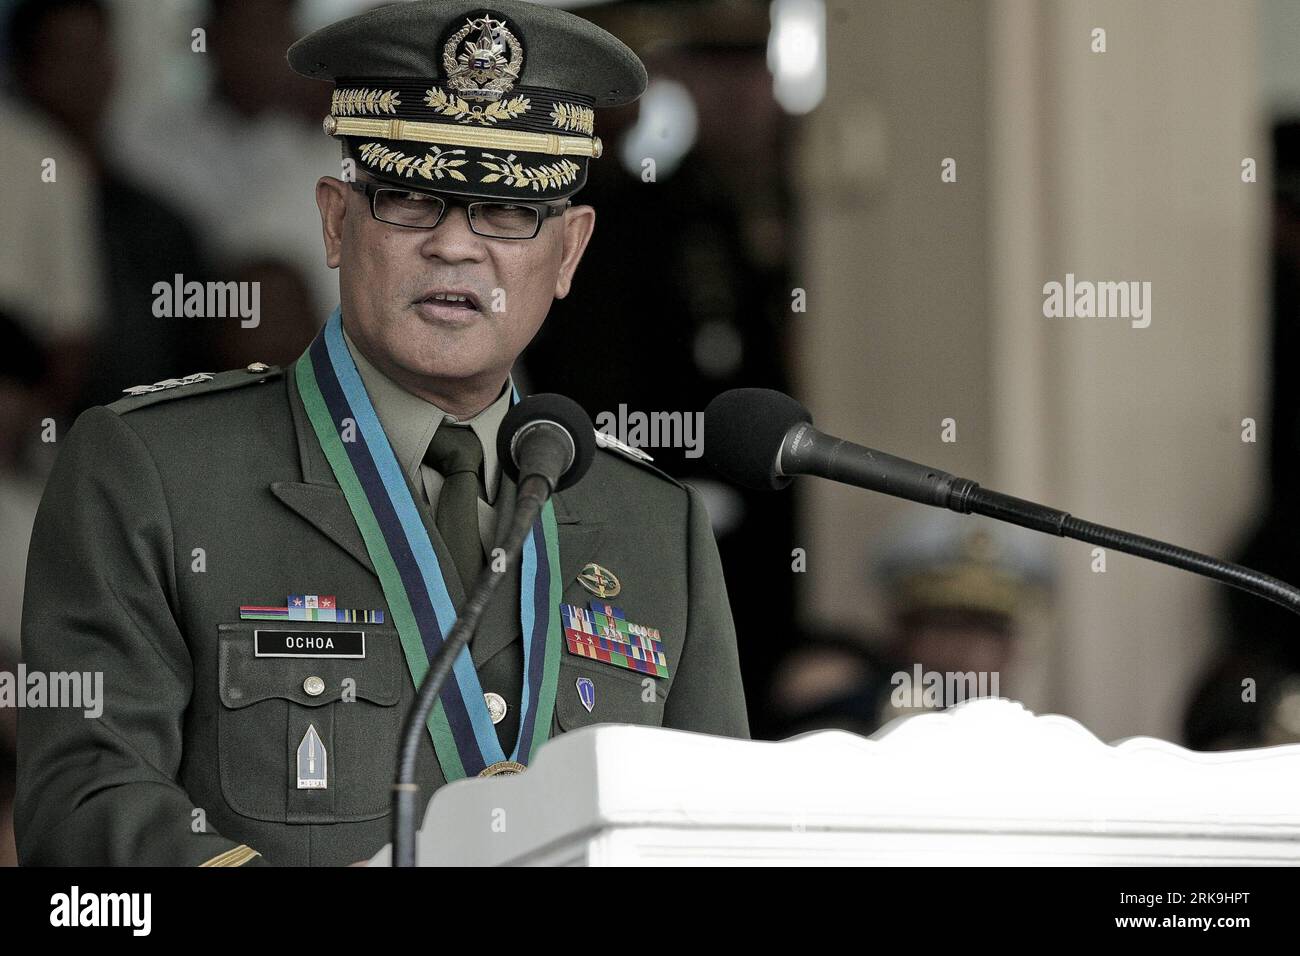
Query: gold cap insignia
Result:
<box><xmin>442</xmin><ymin>15</ymin><xmax>523</xmax><ymax>102</ymax></box>
<box><xmin>577</xmin><ymin>562</ymin><xmax>621</xmax><ymax>599</ymax></box>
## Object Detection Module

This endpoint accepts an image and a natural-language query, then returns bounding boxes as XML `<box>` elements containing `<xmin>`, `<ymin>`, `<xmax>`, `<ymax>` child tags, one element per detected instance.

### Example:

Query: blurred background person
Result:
<box><xmin>767</xmin><ymin>513</ymin><xmax>1053</xmax><ymax>738</ymax></box>
<box><xmin>1183</xmin><ymin>118</ymin><xmax>1300</xmax><ymax>751</ymax></box>
<box><xmin>529</xmin><ymin>8</ymin><xmax>798</xmax><ymax>733</ymax></box>
<box><xmin>198</xmin><ymin>256</ymin><xmax>323</xmax><ymax>369</ymax></box>
<box><xmin>0</xmin><ymin>312</ymin><xmax>48</xmax><ymax>664</ymax></box>
<box><xmin>108</xmin><ymin>0</ymin><xmax>339</xmax><ymax>326</ymax></box>
<box><xmin>0</xmin><ymin>311</ymin><xmax>50</xmax><ymax>869</ymax></box>
<box><xmin>3</xmin><ymin>0</ymin><xmax>208</xmax><ymax>409</ymax></box>
<box><xmin>0</xmin><ymin>63</ymin><xmax>101</xmax><ymax>423</ymax></box>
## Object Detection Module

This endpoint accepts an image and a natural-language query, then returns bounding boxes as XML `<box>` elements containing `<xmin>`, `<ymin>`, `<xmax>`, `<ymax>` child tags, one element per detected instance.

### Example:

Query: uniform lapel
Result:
<box><xmin>270</xmin><ymin>363</ymin><xmax>375</xmax><ymax>574</ymax></box>
<box><xmin>553</xmin><ymin>489</ymin><xmax>606</xmax><ymax>607</ymax></box>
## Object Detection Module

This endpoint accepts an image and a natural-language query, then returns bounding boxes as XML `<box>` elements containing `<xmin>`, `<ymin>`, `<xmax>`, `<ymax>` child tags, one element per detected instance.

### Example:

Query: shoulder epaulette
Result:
<box><xmin>594</xmin><ymin>432</ymin><xmax>683</xmax><ymax>488</ymax></box>
<box><xmin>107</xmin><ymin>363</ymin><xmax>284</xmax><ymax>415</ymax></box>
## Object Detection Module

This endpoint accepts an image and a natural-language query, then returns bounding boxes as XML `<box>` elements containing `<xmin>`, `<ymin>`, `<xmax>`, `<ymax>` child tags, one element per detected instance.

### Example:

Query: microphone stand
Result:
<box><xmin>391</xmin><ymin>472</ymin><xmax>552</xmax><ymax>867</ymax></box>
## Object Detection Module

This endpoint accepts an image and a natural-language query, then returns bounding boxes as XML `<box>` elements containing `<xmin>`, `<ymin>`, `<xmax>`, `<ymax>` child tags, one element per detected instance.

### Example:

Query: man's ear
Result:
<box><xmin>554</xmin><ymin>204</ymin><xmax>596</xmax><ymax>300</ymax></box>
<box><xmin>316</xmin><ymin>177</ymin><xmax>350</xmax><ymax>270</ymax></box>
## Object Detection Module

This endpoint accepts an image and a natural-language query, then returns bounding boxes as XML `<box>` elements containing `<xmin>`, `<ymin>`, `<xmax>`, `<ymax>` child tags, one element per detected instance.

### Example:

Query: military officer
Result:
<box><xmin>16</xmin><ymin>0</ymin><xmax>748</xmax><ymax>867</ymax></box>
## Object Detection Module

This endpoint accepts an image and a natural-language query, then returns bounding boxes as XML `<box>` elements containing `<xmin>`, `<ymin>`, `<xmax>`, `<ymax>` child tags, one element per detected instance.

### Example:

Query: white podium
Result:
<box><xmin>370</xmin><ymin>699</ymin><xmax>1300</xmax><ymax>866</ymax></box>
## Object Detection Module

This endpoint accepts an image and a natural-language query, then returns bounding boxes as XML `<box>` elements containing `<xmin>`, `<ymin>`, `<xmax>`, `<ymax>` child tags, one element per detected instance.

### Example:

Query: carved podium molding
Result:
<box><xmin>376</xmin><ymin>699</ymin><xmax>1300</xmax><ymax>866</ymax></box>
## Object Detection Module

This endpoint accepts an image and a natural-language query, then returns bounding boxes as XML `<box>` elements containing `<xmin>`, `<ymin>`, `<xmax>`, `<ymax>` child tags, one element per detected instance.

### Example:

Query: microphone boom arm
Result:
<box><xmin>957</xmin><ymin>484</ymin><xmax>1300</xmax><ymax>617</ymax></box>
<box><xmin>781</xmin><ymin>424</ymin><xmax>1300</xmax><ymax>618</ymax></box>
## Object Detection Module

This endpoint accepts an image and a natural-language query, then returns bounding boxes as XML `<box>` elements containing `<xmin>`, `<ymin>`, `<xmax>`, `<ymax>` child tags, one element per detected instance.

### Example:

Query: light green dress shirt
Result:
<box><xmin>342</xmin><ymin>325</ymin><xmax>513</xmax><ymax>556</ymax></box>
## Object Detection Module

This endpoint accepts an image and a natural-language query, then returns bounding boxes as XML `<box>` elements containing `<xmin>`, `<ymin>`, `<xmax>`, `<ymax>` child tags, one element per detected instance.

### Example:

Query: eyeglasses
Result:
<box><xmin>348</xmin><ymin>181</ymin><xmax>571</xmax><ymax>239</ymax></box>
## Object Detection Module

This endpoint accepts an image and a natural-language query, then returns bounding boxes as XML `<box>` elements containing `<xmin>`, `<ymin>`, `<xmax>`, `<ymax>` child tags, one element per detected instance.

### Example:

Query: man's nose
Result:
<box><xmin>419</xmin><ymin>203</ymin><xmax>487</xmax><ymax>261</ymax></box>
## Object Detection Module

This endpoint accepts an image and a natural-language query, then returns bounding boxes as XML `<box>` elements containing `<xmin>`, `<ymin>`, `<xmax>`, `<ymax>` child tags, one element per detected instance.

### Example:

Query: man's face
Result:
<box><xmin>316</xmin><ymin>171</ymin><xmax>595</xmax><ymax>410</ymax></box>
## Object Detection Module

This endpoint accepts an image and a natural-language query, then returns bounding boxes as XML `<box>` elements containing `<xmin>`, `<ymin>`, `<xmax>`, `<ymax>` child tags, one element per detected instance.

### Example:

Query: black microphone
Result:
<box><xmin>498</xmin><ymin>392</ymin><xmax>597</xmax><ymax>494</ymax></box>
<box><xmin>703</xmin><ymin>387</ymin><xmax>965</xmax><ymax>506</ymax></box>
<box><xmin>392</xmin><ymin>393</ymin><xmax>595</xmax><ymax>867</ymax></box>
<box><xmin>704</xmin><ymin>387</ymin><xmax>1300</xmax><ymax>618</ymax></box>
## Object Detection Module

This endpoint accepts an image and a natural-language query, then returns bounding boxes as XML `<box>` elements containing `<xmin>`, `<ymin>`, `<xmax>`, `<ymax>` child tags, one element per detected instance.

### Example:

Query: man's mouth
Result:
<box><xmin>414</xmin><ymin>288</ymin><xmax>481</xmax><ymax>313</ymax></box>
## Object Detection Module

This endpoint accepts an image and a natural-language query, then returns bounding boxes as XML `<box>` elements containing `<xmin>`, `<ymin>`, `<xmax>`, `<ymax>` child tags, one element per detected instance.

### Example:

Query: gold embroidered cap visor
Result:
<box><xmin>288</xmin><ymin>0</ymin><xmax>647</xmax><ymax>202</ymax></box>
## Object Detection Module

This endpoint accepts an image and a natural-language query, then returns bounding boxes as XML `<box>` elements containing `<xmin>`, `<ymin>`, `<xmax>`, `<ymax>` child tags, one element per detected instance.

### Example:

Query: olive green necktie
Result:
<box><xmin>423</xmin><ymin>424</ymin><xmax>485</xmax><ymax>595</ymax></box>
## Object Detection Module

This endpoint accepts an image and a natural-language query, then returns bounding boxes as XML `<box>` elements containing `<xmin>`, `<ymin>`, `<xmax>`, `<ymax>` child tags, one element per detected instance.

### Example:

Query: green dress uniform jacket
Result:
<box><xmin>16</xmin><ymin>361</ymin><xmax>748</xmax><ymax>866</ymax></box>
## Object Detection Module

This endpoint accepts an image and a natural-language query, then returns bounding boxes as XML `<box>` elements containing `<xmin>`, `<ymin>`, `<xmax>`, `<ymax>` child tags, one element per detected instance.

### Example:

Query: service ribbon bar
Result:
<box><xmin>239</xmin><ymin>605</ymin><xmax>386</xmax><ymax>623</ymax></box>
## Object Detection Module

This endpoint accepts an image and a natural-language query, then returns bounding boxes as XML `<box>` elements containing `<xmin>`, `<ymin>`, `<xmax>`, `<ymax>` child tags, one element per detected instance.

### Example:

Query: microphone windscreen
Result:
<box><xmin>498</xmin><ymin>393</ymin><xmax>596</xmax><ymax>492</ymax></box>
<box><xmin>703</xmin><ymin>388</ymin><xmax>812</xmax><ymax>490</ymax></box>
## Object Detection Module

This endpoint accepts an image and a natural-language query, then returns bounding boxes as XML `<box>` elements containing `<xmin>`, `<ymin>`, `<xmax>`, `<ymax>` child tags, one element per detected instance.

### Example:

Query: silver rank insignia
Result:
<box><xmin>121</xmin><ymin>372</ymin><xmax>214</xmax><ymax>396</ymax></box>
<box><xmin>442</xmin><ymin>15</ymin><xmax>523</xmax><ymax>101</ymax></box>
<box><xmin>297</xmin><ymin>724</ymin><xmax>328</xmax><ymax>789</ymax></box>
<box><xmin>594</xmin><ymin>430</ymin><xmax>654</xmax><ymax>462</ymax></box>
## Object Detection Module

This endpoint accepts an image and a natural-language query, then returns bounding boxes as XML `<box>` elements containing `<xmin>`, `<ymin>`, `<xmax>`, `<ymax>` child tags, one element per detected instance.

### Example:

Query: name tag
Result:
<box><xmin>254</xmin><ymin>629</ymin><xmax>366</xmax><ymax>658</ymax></box>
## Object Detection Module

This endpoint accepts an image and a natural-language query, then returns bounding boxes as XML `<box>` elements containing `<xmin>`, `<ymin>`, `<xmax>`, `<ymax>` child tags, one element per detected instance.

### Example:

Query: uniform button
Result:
<box><xmin>483</xmin><ymin>692</ymin><xmax>507</xmax><ymax>725</ymax></box>
<box><xmin>303</xmin><ymin>676</ymin><xmax>326</xmax><ymax>697</ymax></box>
<box><xmin>246</xmin><ymin>362</ymin><xmax>270</xmax><ymax>373</ymax></box>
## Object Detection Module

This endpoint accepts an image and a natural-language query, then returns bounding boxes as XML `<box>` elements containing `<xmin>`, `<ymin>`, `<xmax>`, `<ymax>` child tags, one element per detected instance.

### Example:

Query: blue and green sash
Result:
<box><xmin>294</xmin><ymin>307</ymin><xmax>562</xmax><ymax>779</ymax></box>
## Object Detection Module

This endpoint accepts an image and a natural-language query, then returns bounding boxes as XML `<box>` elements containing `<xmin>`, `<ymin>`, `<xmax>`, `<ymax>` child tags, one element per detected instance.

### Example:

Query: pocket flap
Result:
<box><xmin>218</xmin><ymin>623</ymin><xmax>403</xmax><ymax>709</ymax></box>
<box><xmin>554</xmin><ymin>654</ymin><xmax>668</xmax><ymax>731</ymax></box>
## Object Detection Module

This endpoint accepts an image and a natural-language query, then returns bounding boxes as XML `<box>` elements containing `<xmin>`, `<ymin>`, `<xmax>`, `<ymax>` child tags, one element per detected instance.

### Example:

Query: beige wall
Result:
<box><xmin>799</xmin><ymin>0</ymin><xmax>1267</xmax><ymax>741</ymax></box>
<box><xmin>796</xmin><ymin>0</ymin><xmax>993</xmax><ymax>628</ymax></box>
